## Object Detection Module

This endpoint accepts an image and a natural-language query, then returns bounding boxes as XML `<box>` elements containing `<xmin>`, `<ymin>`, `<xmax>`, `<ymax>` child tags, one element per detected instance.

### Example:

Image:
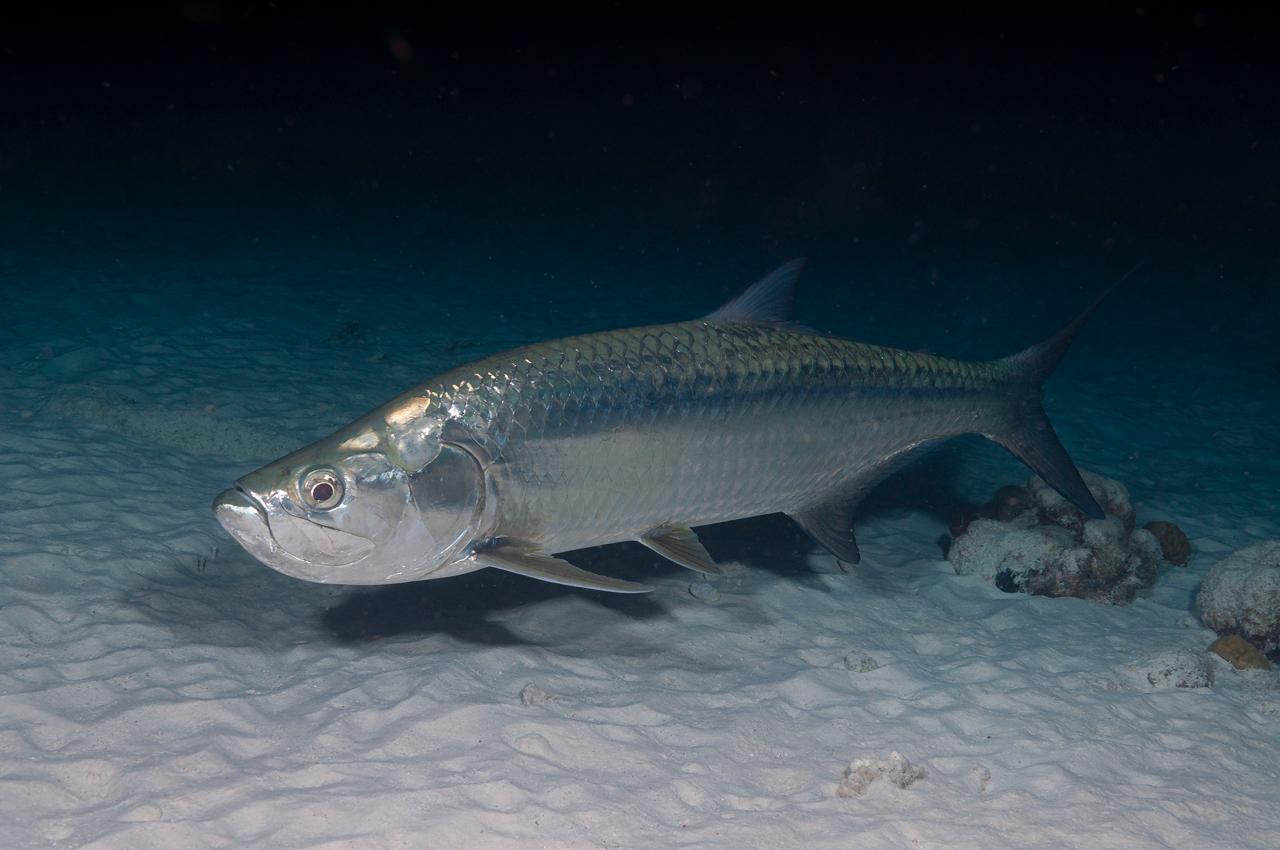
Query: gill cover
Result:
<box><xmin>408</xmin><ymin>442</ymin><xmax>487</xmax><ymax>573</ymax></box>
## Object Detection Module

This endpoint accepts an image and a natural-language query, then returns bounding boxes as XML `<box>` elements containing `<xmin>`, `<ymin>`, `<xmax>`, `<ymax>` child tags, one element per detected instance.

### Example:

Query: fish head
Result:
<box><xmin>213</xmin><ymin>425</ymin><xmax>486</xmax><ymax>585</ymax></box>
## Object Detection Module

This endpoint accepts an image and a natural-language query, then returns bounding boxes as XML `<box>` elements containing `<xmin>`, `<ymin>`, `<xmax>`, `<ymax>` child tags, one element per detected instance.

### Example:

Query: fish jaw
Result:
<box><xmin>213</xmin><ymin>486</ymin><xmax>373</xmax><ymax>582</ymax></box>
<box><xmin>213</xmin><ymin>486</ymin><xmax>281</xmax><ymax>567</ymax></box>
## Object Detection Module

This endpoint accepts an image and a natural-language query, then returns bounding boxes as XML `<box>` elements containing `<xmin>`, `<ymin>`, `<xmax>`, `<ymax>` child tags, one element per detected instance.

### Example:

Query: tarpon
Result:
<box><xmin>214</xmin><ymin>260</ymin><xmax>1106</xmax><ymax>592</ymax></box>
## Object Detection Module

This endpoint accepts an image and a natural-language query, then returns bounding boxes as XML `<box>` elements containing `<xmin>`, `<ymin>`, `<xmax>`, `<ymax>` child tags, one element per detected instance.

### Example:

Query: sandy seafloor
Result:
<box><xmin>2</xmin><ymin>243</ymin><xmax>1278</xmax><ymax>850</ymax></box>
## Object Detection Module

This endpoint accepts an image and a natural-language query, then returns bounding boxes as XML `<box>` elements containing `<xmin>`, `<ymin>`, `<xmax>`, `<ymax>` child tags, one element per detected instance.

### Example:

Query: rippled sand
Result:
<box><xmin>2</xmin><ymin>251</ymin><xmax>1277</xmax><ymax>849</ymax></box>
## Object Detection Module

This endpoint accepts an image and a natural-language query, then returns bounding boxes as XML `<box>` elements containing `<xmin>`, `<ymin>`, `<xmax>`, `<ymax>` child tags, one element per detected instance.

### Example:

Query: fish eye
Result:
<box><xmin>300</xmin><ymin>468</ymin><xmax>344</xmax><ymax>510</ymax></box>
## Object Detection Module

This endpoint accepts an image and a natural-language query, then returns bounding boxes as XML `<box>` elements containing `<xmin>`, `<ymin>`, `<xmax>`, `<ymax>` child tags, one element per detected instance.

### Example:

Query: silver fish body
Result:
<box><xmin>215</xmin><ymin>261</ymin><xmax>1105</xmax><ymax>592</ymax></box>
<box><xmin>433</xmin><ymin>321</ymin><xmax>1006</xmax><ymax>552</ymax></box>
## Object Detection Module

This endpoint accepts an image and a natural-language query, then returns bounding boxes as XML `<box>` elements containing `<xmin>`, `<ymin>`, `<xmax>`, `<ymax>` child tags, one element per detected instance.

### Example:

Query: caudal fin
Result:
<box><xmin>988</xmin><ymin>277</ymin><xmax>1130</xmax><ymax>520</ymax></box>
<box><xmin>990</xmin><ymin>411</ymin><xmax>1104</xmax><ymax>519</ymax></box>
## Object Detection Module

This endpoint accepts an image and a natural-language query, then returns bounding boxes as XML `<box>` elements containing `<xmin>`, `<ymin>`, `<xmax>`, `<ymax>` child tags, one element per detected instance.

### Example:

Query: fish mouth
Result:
<box><xmin>213</xmin><ymin>485</ymin><xmax>277</xmax><ymax>562</ymax></box>
<box><xmin>213</xmin><ymin>485</ymin><xmax>375</xmax><ymax>582</ymax></box>
<box><xmin>214</xmin><ymin>485</ymin><xmax>265</xmax><ymax>529</ymax></box>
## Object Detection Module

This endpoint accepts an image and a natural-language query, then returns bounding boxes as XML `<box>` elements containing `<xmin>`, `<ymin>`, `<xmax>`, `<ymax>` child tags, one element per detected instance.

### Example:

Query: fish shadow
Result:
<box><xmin>322</xmin><ymin>561</ymin><xmax>668</xmax><ymax>645</ymax></box>
<box><xmin>320</xmin><ymin>523</ymin><xmax>811</xmax><ymax>645</ymax></box>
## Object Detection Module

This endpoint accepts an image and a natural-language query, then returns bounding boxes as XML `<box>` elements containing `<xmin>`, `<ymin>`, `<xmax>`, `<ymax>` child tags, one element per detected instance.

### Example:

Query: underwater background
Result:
<box><xmin>1</xmin><ymin>7</ymin><xmax>1277</xmax><ymax>848</ymax></box>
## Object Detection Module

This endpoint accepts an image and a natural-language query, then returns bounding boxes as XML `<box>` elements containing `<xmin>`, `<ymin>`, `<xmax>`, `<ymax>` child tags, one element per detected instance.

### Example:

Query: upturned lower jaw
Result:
<box><xmin>214</xmin><ymin>483</ymin><xmax>257</xmax><ymax>515</ymax></box>
<box><xmin>212</xmin><ymin>487</ymin><xmax>368</xmax><ymax>582</ymax></box>
<box><xmin>212</xmin><ymin>485</ymin><xmax>292</xmax><ymax>565</ymax></box>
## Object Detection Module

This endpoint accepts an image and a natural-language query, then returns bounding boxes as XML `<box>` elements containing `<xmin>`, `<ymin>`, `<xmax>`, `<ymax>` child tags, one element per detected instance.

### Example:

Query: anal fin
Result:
<box><xmin>789</xmin><ymin>500</ymin><xmax>861</xmax><ymax>564</ymax></box>
<box><xmin>470</xmin><ymin>544</ymin><xmax>653</xmax><ymax>594</ymax></box>
<box><xmin>788</xmin><ymin>443</ymin><xmax>944</xmax><ymax>565</ymax></box>
<box><xmin>639</xmin><ymin>525</ymin><xmax>722</xmax><ymax>575</ymax></box>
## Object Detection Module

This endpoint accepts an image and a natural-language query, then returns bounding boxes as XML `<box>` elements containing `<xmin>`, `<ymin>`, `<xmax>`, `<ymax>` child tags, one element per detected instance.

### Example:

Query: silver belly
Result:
<box><xmin>486</xmin><ymin>385</ymin><xmax>995</xmax><ymax>553</ymax></box>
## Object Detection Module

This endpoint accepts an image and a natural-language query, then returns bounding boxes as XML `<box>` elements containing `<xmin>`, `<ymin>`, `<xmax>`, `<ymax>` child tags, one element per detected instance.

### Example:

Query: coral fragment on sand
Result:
<box><xmin>1208</xmin><ymin>635</ymin><xmax>1272</xmax><ymax>671</ymax></box>
<box><xmin>843</xmin><ymin>651</ymin><xmax>881</xmax><ymax>673</ymax></box>
<box><xmin>1198</xmin><ymin>541</ymin><xmax>1280</xmax><ymax>654</ymax></box>
<box><xmin>835</xmin><ymin>752</ymin><xmax>925</xmax><ymax>798</ymax></box>
<box><xmin>1134</xmin><ymin>649</ymin><xmax>1214</xmax><ymax>690</ymax></box>
<box><xmin>1144</xmin><ymin>521</ymin><xmax>1191</xmax><ymax>566</ymax></box>
<box><xmin>948</xmin><ymin>472</ymin><xmax>1162</xmax><ymax>604</ymax></box>
<box><xmin>519</xmin><ymin>683</ymin><xmax>554</xmax><ymax>706</ymax></box>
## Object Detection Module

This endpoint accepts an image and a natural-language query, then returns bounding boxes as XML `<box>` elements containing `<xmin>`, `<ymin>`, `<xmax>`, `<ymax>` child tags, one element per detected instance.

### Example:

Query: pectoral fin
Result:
<box><xmin>469</xmin><ymin>544</ymin><xmax>653</xmax><ymax>593</ymax></box>
<box><xmin>789</xmin><ymin>500</ymin><xmax>861</xmax><ymax>564</ymax></box>
<box><xmin>639</xmin><ymin>525</ymin><xmax>722</xmax><ymax>575</ymax></box>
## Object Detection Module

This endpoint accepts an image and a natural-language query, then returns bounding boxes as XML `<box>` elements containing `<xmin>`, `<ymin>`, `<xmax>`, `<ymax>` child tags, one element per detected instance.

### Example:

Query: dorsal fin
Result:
<box><xmin>705</xmin><ymin>259</ymin><xmax>806</xmax><ymax>324</ymax></box>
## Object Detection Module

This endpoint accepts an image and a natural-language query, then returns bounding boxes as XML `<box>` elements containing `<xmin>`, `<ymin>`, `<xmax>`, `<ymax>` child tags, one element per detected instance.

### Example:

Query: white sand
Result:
<box><xmin>2</xmin><ymin>253</ymin><xmax>1277</xmax><ymax>849</ymax></box>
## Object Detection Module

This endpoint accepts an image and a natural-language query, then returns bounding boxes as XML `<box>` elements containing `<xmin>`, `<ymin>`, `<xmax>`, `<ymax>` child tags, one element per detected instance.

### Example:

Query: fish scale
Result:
<box><xmin>409</xmin><ymin>319</ymin><xmax>1010</xmax><ymax>555</ymax></box>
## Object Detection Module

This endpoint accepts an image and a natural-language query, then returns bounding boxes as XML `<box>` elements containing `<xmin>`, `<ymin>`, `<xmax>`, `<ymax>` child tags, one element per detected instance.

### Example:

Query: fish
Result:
<box><xmin>214</xmin><ymin>260</ymin><xmax>1107</xmax><ymax>593</ymax></box>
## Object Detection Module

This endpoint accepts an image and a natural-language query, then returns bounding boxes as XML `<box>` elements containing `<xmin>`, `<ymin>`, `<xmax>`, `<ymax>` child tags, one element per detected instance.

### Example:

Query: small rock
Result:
<box><xmin>1198</xmin><ymin>541</ymin><xmax>1280</xmax><ymax>653</ymax></box>
<box><xmin>1209</xmin><ymin>635</ymin><xmax>1273</xmax><ymax>671</ymax></box>
<box><xmin>518</xmin><ymin>683</ymin><xmax>554</xmax><ymax>706</ymax></box>
<box><xmin>1145</xmin><ymin>521</ymin><xmax>1191</xmax><ymax>566</ymax></box>
<box><xmin>966</xmin><ymin>765</ymin><xmax>992</xmax><ymax>794</ymax></box>
<box><xmin>688</xmin><ymin>579</ymin><xmax>721</xmax><ymax>603</ymax></box>
<box><xmin>1138</xmin><ymin>649</ymin><xmax>1214</xmax><ymax>690</ymax></box>
<box><xmin>843</xmin><ymin>651</ymin><xmax>881</xmax><ymax>673</ymax></box>
<box><xmin>836</xmin><ymin>752</ymin><xmax>925</xmax><ymax>798</ymax></box>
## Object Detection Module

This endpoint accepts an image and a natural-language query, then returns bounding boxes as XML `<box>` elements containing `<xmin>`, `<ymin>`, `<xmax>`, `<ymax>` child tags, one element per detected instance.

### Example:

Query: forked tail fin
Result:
<box><xmin>989</xmin><ymin>408</ymin><xmax>1104</xmax><ymax>519</ymax></box>
<box><xmin>987</xmin><ymin>269</ymin><xmax>1137</xmax><ymax>520</ymax></box>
